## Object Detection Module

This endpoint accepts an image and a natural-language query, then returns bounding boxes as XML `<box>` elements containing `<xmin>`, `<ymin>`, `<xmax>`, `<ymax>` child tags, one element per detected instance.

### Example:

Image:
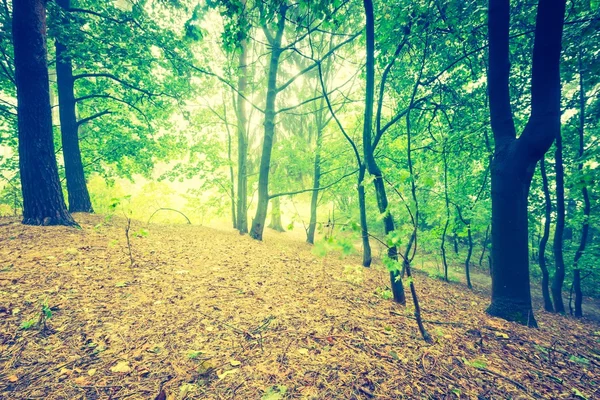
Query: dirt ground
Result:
<box><xmin>0</xmin><ymin>214</ymin><xmax>599</xmax><ymax>399</ymax></box>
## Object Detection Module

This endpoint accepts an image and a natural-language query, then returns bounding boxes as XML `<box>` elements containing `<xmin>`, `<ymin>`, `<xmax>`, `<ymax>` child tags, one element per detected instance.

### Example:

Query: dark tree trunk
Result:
<box><xmin>250</xmin><ymin>5</ymin><xmax>286</xmax><ymax>240</ymax></box>
<box><xmin>573</xmin><ymin>270</ymin><xmax>582</xmax><ymax>318</ymax></box>
<box><xmin>13</xmin><ymin>0</ymin><xmax>75</xmax><ymax>226</ymax></box>
<box><xmin>307</xmin><ymin>123</ymin><xmax>323</xmax><ymax>244</ymax></box>
<box><xmin>453</xmin><ymin>232</ymin><xmax>459</xmax><ymax>254</ymax></box>
<box><xmin>572</xmin><ymin>49</ymin><xmax>590</xmax><ymax>318</ymax></box>
<box><xmin>538</xmin><ymin>157</ymin><xmax>555</xmax><ymax>312</ymax></box>
<box><xmin>363</xmin><ymin>0</ymin><xmax>404</xmax><ymax>304</ymax></box>
<box><xmin>441</xmin><ymin>148</ymin><xmax>450</xmax><ymax>281</ymax></box>
<box><xmin>551</xmin><ymin>119</ymin><xmax>566</xmax><ymax>313</ymax></box>
<box><xmin>55</xmin><ymin>0</ymin><xmax>93</xmax><ymax>213</ymax></box>
<box><xmin>456</xmin><ymin>206</ymin><xmax>473</xmax><ymax>289</ymax></box>
<box><xmin>479</xmin><ymin>224</ymin><xmax>490</xmax><ymax>268</ymax></box>
<box><xmin>486</xmin><ymin>0</ymin><xmax>566</xmax><ymax>326</ymax></box>
<box><xmin>236</xmin><ymin>39</ymin><xmax>249</xmax><ymax>234</ymax></box>
<box><xmin>358</xmin><ymin>164</ymin><xmax>372</xmax><ymax>267</ymax></box>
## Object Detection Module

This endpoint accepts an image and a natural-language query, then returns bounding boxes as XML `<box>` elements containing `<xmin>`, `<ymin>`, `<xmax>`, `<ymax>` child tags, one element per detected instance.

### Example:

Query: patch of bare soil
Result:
<box><xmin>0</xmin><ymin>214</ymin><xmax>598</xmax><ymax>399</ymax></box>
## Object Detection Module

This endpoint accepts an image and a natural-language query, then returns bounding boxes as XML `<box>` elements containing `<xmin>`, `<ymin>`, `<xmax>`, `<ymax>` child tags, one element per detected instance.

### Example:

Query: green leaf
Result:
<box><xmin>261</xmin><ymin>385</ymin><xmax>288</xmax><ymax>400</ymax></box>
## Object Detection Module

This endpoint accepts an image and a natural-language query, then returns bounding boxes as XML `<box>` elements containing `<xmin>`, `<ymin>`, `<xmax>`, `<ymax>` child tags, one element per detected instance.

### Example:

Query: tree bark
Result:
<box><xmin>235</xmin><ymin>38</ymin><xmax>249</xmax><ymax>234</ymax></box>
<box><xmin>250</xmin><ymin>4</ymin><xmax>286</xmax><ymax>240</ymax></box>
<box><xmin>363</xmin><ymin>0</ymin><xmax>404</xmax><ymax>304</ymax></box>
<box><xmin>551</xmin><ymin>118</ymin><xmax>566</xmax><ymax>313</ymax></box>
<box><xmin>268</xmin><ymin>196</ymin><xmax>285</xmax><ymax>232</ymax></box>
<box><xmin>55</xmin><ymin>0</ymin><xmax>93</xmax><ymax>213</ymax></box>
<box><xmin>441</xmin><ymin>147</ymin><xmax>450</xmax><ymax>281</ymax></box>
<box><xmin>307</xmin><ymin>121</ymin><xmax>323</xmax><ymax>244</ymax></box>
<box><xmin>13</xmin><ymin>0</ymin><xmax>75</xmax><ymax>226</ymax></box>
<box><xmin>572</xmin><ymin>49</ymin><xmax>590</xmax><ymax>318</ymax></box>
<box><xmin>357</xmin><ymin>164</ymin><xmax>372</xmax><ymax>267</ymax></box>
<box><xmin>486</xmin><ymin>0</ymin><xmax>566</xmax><ymax>326</ymax></box>
<box><xmin>538</xmin><ymin>157</ymin><xmax>555</xmax><ymax>312</ymax></box>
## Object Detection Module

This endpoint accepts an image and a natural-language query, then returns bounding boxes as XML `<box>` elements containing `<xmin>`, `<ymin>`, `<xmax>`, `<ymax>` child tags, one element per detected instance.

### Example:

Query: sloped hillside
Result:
<box><xmin>0</xmin><ymin>214</ymin><xmax>598</xmax><ymax>399</ymax></box>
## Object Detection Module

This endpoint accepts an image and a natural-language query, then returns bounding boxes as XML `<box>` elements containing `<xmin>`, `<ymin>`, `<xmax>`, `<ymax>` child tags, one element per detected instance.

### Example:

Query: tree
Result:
<box><xmin>55</xmin><ymin>0</ymin><xmax>94</xmax><ymax>213</ymax></box>
<box><xmin>486</xmin><ymin>0</ymin><xmax>566</xmax><ymax>326</ymax></box>
<box><xmin>12</xmin><ymin>0</ymin><xmax>75</xmax><ymax>226</ymax></box>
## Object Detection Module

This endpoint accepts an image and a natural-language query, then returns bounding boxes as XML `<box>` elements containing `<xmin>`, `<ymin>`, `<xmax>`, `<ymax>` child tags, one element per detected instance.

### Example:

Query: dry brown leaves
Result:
<box><xmin>0</xmin><ymin>214</ymin><xmax>598</xmax><ymax>399</ymax></box>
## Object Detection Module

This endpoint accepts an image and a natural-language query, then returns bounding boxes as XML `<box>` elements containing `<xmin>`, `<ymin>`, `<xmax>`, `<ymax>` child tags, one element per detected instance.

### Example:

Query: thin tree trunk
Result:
<box><xmin>13</xmin><ymin>0</ymin><xmax>75</xmax><ymax>226</ymax></box>
<box><xmin>358</xmin><ymin>165</ymin><xmax>372</xmax><ymax>267</ymax></box>
<box><xmin>456</xmin><ymin>206</ymin><xmax>473</xmax><ymax>289</ymax></box>
<box><xmin>572</xmin><ymin>49</ymin><xmax>590</xmax><ymax>318</ymax></box>
<box><xmin>250</xmin><ymin>5</ymin><xmax>286</xmax><ymax>240</ymax></box>
<box><xmin>363</xmin><ymin>0</ymin><xmax>404</xmax><ymax>304</ymax></box>
<box><xmin>552</xmin><ymin>119</ymin><xmax>566</xmax><ymax>313</ymax></box>
<box><xmin>236</xmin><ymin>39</ymin><xmax>249</xmax><ymax>234</ymax></box>
<box><xmin>226</xmin><ymin>121</ymin><xmax>236</xmax><ymax>229</ymax></box>
<box><xmin>538</xmin><ymin>157</ymin><xmax>554</xmax><ymax>312</ymax></box>
<box><xmin>268</xmin><ymin>196</ymin><xmax>285</xmax><ymax>232</ymax></box>
<box><xmin>441</xmin><ymin>148</ymin><xmax>450</xmax><ymax>281</ymax></box>
<box><xmin>478</xmin><ymin>224</ymin><xmax>490</xmax><ymax>268</ymax></box>
<box><xmin>307</xmin><ymin>124</ymin><xmax>322</xmax><ymax>244</ymax></box>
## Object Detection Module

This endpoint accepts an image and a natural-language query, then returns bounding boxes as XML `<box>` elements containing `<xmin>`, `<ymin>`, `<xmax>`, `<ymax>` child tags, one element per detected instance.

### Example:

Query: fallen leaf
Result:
<box><xmin>110</xmin><ymin>361</ymin><xmax>131</xmax><ymax>373</ymax></box>
<box><xmin>297</xmin><ymin>348</ymin><xmax>309</xmax><ymax>355</ymax></box>
<box><xmin>230</xmin><ymin>359</ymin><xmax>241</xmax><ymax>366</ymax></box>
<box><xmin>73</xmin><ymin>376</ymin><xmax>88</xmax><ymax>385</ymax></box>
<box><xmin>217</xmin><ymin>368</ymin><xmax>239</xmax><ymax>379</ymax></box>
<box><xmin>7</xmin><ymin>375</ymin><xmax>18</xmax><ymax>383</ymax></box>
<box><xmin>87</xmin><ymin>368</ymin><xmax>97</xmax><ymax>376</ymax></box>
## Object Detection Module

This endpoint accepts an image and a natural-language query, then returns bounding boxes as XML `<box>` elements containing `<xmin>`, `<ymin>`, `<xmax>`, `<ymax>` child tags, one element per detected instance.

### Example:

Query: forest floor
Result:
<box><xmin>0</xmin><ymin>214</ymin><xmax>599</xmax><ymax>400</ymax></box>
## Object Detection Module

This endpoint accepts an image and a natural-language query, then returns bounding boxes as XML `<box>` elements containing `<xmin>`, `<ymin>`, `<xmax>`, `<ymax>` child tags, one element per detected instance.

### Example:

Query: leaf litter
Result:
<box><xmin>0</xmin><ymin>214</ymin><xmax>598</xmax><ymax>399</ymax></box>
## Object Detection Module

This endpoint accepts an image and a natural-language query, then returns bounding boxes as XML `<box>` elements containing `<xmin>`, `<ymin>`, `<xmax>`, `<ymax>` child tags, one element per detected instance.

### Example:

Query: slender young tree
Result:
<box><xmin>13</xmin><ymin>0</ymin><xmax>75</xmax><ymax>226</ymax></box>
<box><xmin>486</xmin><ymin>0</ymin><xmax>566</xmax><ymax>326</ymax></box>
<box><xmin>363</xmin><ymin>0</ymin><xmax>404</xmax><ymax>303</ymax></box>
<box><xmin>538</xmin><ymin>157</ymin><xmax>555</xmax><ymax>312</ymax></box>
<box><xmin>571</xmin><ymin>50</ymin><xmax>591</xmax><ymax>318</ymax></box>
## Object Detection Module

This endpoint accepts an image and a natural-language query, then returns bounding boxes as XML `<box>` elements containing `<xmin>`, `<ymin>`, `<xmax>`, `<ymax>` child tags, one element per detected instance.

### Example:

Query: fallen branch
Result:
<box><xmin>147</xmin><ymin>208</ymin><xmax>192</xmax><ymax>225</ymax></box>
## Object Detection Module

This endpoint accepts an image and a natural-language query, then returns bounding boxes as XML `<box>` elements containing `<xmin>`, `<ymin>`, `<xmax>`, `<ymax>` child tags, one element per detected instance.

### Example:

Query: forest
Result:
<box><xmin>0</xmin><ymin>0</ymin><xmax>599</xmax><ymax>399</ymax></box>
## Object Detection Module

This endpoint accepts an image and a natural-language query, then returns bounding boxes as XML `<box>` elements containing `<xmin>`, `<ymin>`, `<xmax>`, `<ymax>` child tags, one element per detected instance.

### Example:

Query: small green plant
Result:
<box><xmin>187</xmin><ymin>350</ymin><xmax>203</xmax><ymax>359</ymax></box>
<box><xmin>19</xmin><ymin>319</ymin><xmax>37</xmax><ymax>330</ymax></box>
<box><xmin>20</xmin><ymin>300</ymin><xmax>54</xmax><ymax>332</ymax></box>
<box><xmin>375</xmin><ymin>286</ymin><xmax>393</xmax><ymax>300</ymax></box>
<box><xmin>342</xmin><ymin>265</ymin><xmax>364</xmax><ymax>286</ymax></box>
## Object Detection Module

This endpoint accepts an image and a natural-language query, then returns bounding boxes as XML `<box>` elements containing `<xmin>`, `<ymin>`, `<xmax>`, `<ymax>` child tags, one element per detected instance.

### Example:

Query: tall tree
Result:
<box><xmin>363</xmin><ymin>0</ymin><xmax>404</xmax><ymax>303</ymax></box>
<box><xmin>486</xmin><ymin>0</ymin><xmax>566</xmax><ymax>326</ymax></box>
<box><xmin>55</xmin><ymin>0</ymin><xmax>94</xmax><ymax>213</ymax></box>
<box><xmin>13</xmin><ymin>0</ymin><xmax>75</xmax><ymax>226</ymax></box>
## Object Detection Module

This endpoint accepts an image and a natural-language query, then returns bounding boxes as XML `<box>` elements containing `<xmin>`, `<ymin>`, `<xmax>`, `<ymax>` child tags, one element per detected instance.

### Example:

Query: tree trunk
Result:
<box><xmin>363</xmin><ymin>0</ymin><xmax>404</xmax><ymax>304</ymax></box>
<box><xmin>307</xmin><ymin>124</ymin><xmax>323</xmax><ymax>244</ymax></box>
<box><xmin>465</xmin><ymin>223</ymin><xmax>473</xmax><ymax>289</ymax></box>
<box><xmin>452</xmin><ymin>232</ymin><xmax>459</xmax><ymax>254</ymax></box>
<box><xmin>236</xmin><ymin>39</ymin><xmax>249</xmax><ymax>234</ymax></box>
<box><xmin>55</xmin><ymin>0</ymin><xmax>93</xmax><ymax>213</ymax></box>
<box><xmin>479</xmin><ymin>224</ymin><xmax>490</xmax><ymax>268</ymax></box>
<box><xmin>268</xmin><ymin>196</ymin><xmax>285</xmax><ymax>232</ymax></box>
<box><xmin>486</xmin><ymin>0</ymin><xmax>565</xmax><ymax>327</ymax></box>
<box><xmin>13</xmin><ymin>0</ymin><xmax>75</xmax><ymax>226</ymax></box>
<box><xmin>358</xmin><ymin>164</ymin><xmax>372</xmax><ymax>267</ymax></box>
<box><xmin>538</xmin><ymin>157</ymin><xmax>554</xmax><ymax>312</ymax></box>
<box><xmin>441</xmin><ymin>147</ymin><xmax>450</xmax><ymax>281</ymax></box>
<box><xmin>572</xmin><ymin>49</ymin><xmax>590</xmax><ymax>318</ymax></box>
<box><xmin>226</xmin><ymin>118</ymin><xmax>236</xmax><ymax>229</ymax></box>
<box><xmin>551</xmin><ymin>120</ymin><xmax>566</xmax><ymax>313</ymax></box>
<box><xmin>573</xmin><ymin>270</ymin><xmax>582</xmax><ymax>318</ymax></box>
<box><xmin>250</xmin><ymin>5</ymin><xmax>286</xmax><ymax>240</ymax></box>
